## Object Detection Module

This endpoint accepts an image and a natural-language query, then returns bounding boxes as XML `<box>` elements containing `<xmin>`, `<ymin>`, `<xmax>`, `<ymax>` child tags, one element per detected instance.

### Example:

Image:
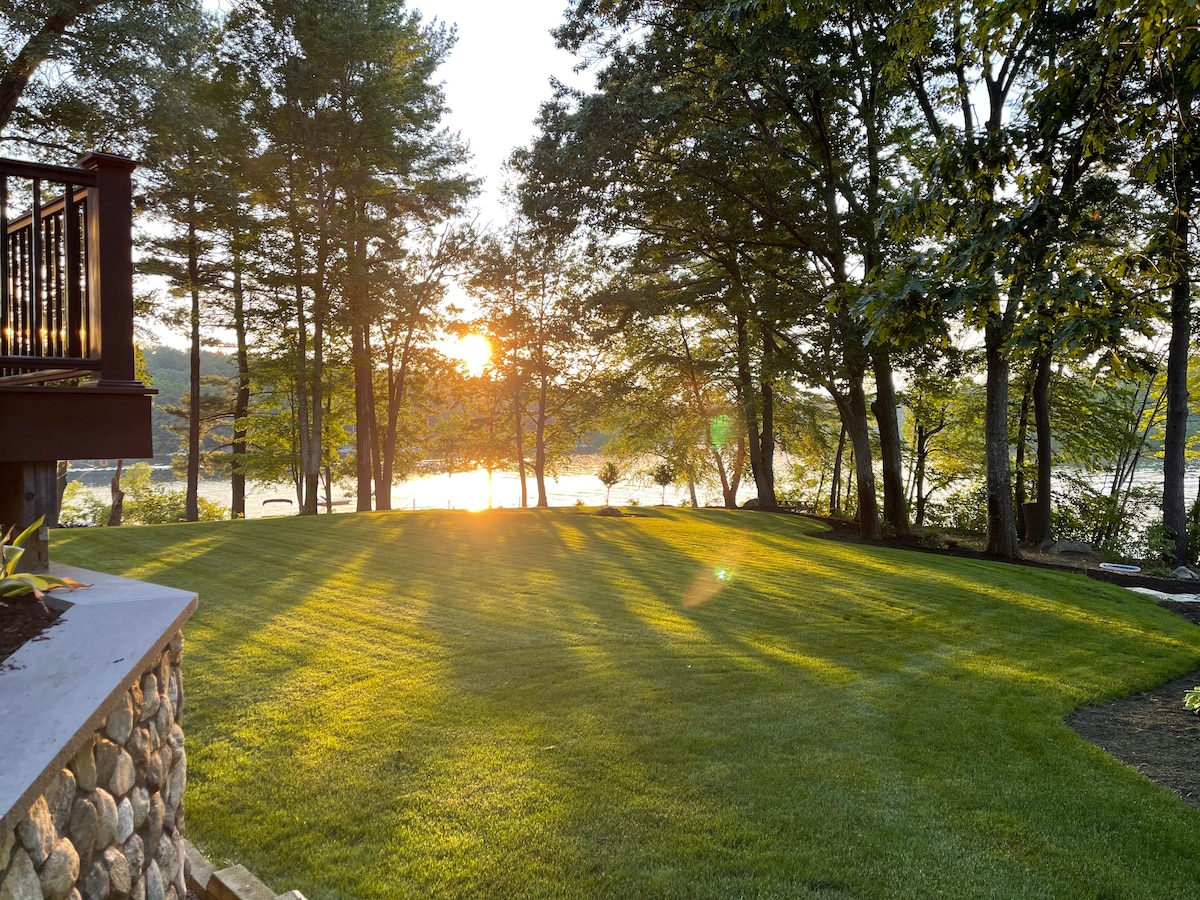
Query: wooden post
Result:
<box><xmin>0</xmin><ymin>462</ymin><xmax>57</xmax><ymax>573</ymax></box>
<box><xmin>79</xmin><ymin>152</ymin><xmax>138</xmax><ymax>386</ymax></box>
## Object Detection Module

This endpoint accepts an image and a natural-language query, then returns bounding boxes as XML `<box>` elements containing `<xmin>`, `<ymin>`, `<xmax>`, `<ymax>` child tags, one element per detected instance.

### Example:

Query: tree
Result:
<box><xmin>221</xmin><ymin>0</ymin><xmax>469</xmax><ymax>514</ymax></box>
<box><xmin>523</xmin><ymin>0</ymin><xmax>927</xmax><ymax>536</ymax></box>
<box><xmin>649</xmin><ymin>462</ymin><xmax>674</xmax><ymax>505</ymax></box>
<box><xmin>598</xmin><ymin>461</ymin><xmax>621</xmax><ymax>505</ymax></box>
<box><xmin>0</xmin><ymin>0</ymin><xmax>198</xmax><ymax>153</ymax></box>
<box><xmin>469</xmin><ymin>222</ymin><xmax>607</xmax><ymax>507</ymax></box>
<box><xmin>1129</xmin><ymin>10</ymin><xmax>1200</xmax><ymax>563</ymax></box>
<box><xmin>140</xmin><ymin>6</ymin><xmax>225</xmax><ymax>521</ymax></box>
<box><xmin>597</xmin><ymin>307</ymin><xmax>746</xmax><ymax>507</ymax></box>
<box><xmin>863</xmin><ymin>0</ymin><xmax>1158</xmax><ymax>556</ymax></box>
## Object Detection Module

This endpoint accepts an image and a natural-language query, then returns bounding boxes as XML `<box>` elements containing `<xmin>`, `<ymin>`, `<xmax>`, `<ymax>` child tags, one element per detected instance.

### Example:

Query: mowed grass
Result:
<box><xmin>53</xmin><ymin>508</ymin><xmax>1200</xmax><ymax>899</ymax></box>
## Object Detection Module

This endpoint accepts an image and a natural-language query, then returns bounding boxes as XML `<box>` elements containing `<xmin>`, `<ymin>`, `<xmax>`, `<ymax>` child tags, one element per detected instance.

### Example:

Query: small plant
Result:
<box><xmin>920</xmin><ymin>531</ymin><xmax>944</xmax><ymax>549</ymax></box>
<box><xmin>597</xmin><ymin>461</ymin><xmax>621</xmax><ymax>505</ymax></box>
<box><xmin>649</xmin><ymin>462</ymin><xmax>674</xmax><ymax>505</ymax></box>
<box><xmin>1144</xmin><ymin>522</ymin><xmax>1178</xmax><ymax>565</ymax></box>
<box><xmin>1184</xmin><ymin>687</ymin><xmax>1200</xmax><ymax>715</ymax></box>
<box><xmin>1</xmin><ymin>517</ymin><xmax>85</xmax><ymax>602</ymax></box>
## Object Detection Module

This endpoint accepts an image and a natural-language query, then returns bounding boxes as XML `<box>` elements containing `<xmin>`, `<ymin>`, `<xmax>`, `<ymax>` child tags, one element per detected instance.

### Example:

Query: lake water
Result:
<box><xmin>65</xmin><ymin>457</ymin><xmax>1200</xmax><ymax>522</ymax></box>
<box><xmin>66</xmin><ymin>455</ymin><xmax>757</xmax><ymax>518</ymax></box>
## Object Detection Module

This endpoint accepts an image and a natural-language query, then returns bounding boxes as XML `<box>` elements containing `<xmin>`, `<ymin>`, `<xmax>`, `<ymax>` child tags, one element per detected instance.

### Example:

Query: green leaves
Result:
<box><xmin>0</xmin><ymin>516</ymin><xmax>86</xmax><ymax>601</ymax></box>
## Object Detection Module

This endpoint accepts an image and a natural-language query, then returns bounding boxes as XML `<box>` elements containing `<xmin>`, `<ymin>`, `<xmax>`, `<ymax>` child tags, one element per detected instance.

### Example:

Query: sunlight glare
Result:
<box><xmin>452</xmin><ymin>333</ymin><xmax>492</xmax><ymax>376</ymax></box>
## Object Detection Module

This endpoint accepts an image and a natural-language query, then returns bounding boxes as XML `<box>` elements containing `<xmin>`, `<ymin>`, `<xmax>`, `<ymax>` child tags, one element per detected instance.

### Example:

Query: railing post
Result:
<box><xmin>78</xmin><ymin>152</ymin><xmax>139</xmax><ymax>386</ymax></box>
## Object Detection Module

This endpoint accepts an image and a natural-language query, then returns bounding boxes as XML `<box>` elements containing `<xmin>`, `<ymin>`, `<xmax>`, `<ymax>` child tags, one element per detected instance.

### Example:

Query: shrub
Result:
<box><xmin>1184</xmin><ymin>687</ymin><xmax>1200</xmax><ymax>714</ymax></box>
<box><xmin>925</xmin><ymin>483</ymin><xmax>987</xmax><ymax>533</ymax></box>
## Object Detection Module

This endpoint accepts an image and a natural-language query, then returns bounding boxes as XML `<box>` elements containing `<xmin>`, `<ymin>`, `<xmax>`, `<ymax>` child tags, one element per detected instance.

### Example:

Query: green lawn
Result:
<box><xmin>54</xmin><ymin>509</ymin><xmax>1200</xmax><ymax>899</ymax></box>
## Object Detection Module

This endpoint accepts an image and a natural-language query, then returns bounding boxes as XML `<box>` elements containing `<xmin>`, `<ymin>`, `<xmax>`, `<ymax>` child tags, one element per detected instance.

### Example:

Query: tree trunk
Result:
<box><xmin>55</xmin><ymin>460</ymin><xmax>68</xmax><ymax>526</ymax></box>
<box><xmin>231</xmin><ymin>243</ymin><xmax>250</xmax><ymax>520</ymax></box>
<box><xmin>1162</xmin><ymin>209</ymin><xmax>1192</xmax><ymax>564</ymax></box>
<box><xmin>107</xmin><ymin>460</ymin><xmax>125</xmax><ymax>527</ymax></box>
<box><xmin>755</xmin><ymin>335</ymin><xmax>778</xmax><ymax>509</ymax></box>
<box><xmin>0</xmin><ymin>1</ymin><xmax>96</xmax><ymax>134</ymax></box>
<box><xmin>186</xmin><ymin>215</ymin><xmax>201</xmax><ymax>523</ymax></box>
<box><xmin>514</xmin><ymin>384</ymin><xmax>528</xmax><ymax>508</ymax></box>
<box><xmin>535</xmin><ymin>373</ymin><xmax>549</xmax><ymax>507</ymax></box>
<box><xmin>984</xmin><ymin>318</ymin><xmax>1021</xmax><ymax>557</ymax></box>
<box><xmin>830</xmin><ymin>423</ymin><xmax>846</xmax><ymax>514</ymax></box>
<box><xmin>1013</xmin><ymin>375</ymin><xmax>1032</xmax><ymax>541</ymax></box>
<box><xmin>1029</xmin><ymin>350</ymin><xmax>1054</xmax><ymax>548</ymax></box>
<box><xmin>352</xmin><ymin>323</ymin><xmax>374</xmax><ymax>511</ymax></box>
<box><xmin>843</xmin><ymin>381</ymin><xmax>880</xmax><ymax>539</ymax></box>
<box><xmin>871</xmin><ymin>347</ymin><xmax>909</xmax><ymax>536</ymax></box>
<box><xmin>914</xmin><ymin>426</ymin><xmax>928</xmax><ymax>527</ymax></box>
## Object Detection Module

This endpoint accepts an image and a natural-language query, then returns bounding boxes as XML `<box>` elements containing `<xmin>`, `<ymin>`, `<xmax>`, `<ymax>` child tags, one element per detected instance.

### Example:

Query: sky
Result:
<box><xmin>414</xmin><ymin>0</ymin><xmax>592</xmax><ymax>225</ymax></box>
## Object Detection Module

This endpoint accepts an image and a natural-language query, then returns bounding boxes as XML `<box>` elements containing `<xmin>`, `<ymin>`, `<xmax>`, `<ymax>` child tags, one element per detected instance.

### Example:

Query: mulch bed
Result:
<box><xmin>1067</xmin><ymin>600</ymin><xmax>1200</xmax><ymax>810</ymax></box>
<box><xmin>0</xmin><ymin>597</ymin><xmax>63</xmax><ymax>667</ymax></box>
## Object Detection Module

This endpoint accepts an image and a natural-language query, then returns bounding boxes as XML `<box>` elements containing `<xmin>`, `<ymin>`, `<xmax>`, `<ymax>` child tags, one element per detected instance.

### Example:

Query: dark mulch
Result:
<box><xmin>0</xmin><ymin>597</ymin><xmax>63</xmax><ymax>667</ymax></box>
<box><xmin>1067</xmin><ymin>600</ymin><xmax>1200</xmax><ymax>810</ymax></box>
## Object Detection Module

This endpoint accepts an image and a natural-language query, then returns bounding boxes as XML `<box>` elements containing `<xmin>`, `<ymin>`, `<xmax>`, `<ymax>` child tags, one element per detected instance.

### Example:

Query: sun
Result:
<box><xmin>451</xmin><ymin>333</ymin><xmax>492</xmax><ymax>376</ymax></box>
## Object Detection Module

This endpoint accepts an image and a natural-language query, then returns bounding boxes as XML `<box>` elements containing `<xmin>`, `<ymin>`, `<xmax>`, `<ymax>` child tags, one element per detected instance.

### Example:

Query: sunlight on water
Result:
<box><xmin>66</xmin><ymin>456</ymin><xmax>759</xmax><ymax>519</ymax></box>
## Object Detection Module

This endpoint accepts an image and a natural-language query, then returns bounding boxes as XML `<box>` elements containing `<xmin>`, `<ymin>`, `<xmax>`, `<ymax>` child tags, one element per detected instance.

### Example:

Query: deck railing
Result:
<box><xmin>0</xmin><ymin>153</ymin><xmax>138</xmax><ymax>387</ymax></box>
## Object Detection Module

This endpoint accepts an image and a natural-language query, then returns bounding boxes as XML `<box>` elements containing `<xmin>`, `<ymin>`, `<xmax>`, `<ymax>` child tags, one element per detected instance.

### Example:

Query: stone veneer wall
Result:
<box><xmin>0</xmin><ymin>633</ymin><xmax>187</xmax><ymax>900</ymax></box>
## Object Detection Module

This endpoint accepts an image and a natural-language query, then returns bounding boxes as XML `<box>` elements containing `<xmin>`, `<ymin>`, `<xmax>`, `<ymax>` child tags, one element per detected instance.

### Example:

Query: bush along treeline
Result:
<box><xmin>4</xmin><ymin>1</ymin><xmax>1198</xmax><ymax>563</ymax></box>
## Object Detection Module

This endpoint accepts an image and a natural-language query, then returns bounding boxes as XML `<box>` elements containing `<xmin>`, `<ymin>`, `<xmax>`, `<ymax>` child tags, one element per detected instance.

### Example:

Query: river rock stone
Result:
<box><xmin>71</xmin><ymin>739</ymin><xmax>98</xmax><ymax>793</ymax></box>
<box><xmin>143</xmin><ymin>861</ymin><xmax>163</xmax><ymax>900</ymax></box>
<box><xmin>39</xmin><ymin>838</ymin><xmax>80</xmax><ymax>900</ymax></box>
<box><xmin>156</xmin><ymin>747</ymin><xmax>172</xmax><ymax>791</ymax></box>
<box><xmin>128</xmin><ymin>678</ymin><xmax>143</xmax><ymax>718</ymax></box>
<box><xmin>165</xmin><ymin>726</ymin><xmax>183</xmax><ymax>761</ymax></box>
<box><xmin>1</xmin><ymin>824</ymin><xmax>15</xmax><ymax>869</ymax></box>
<box><xmin>95</xmin><ymin>739</ymin><xmax>120</xmax><ymax>788</ymax></box>
<box><xmin>103</xmin><ymin>846</ymin><xmax>130</xmax><ymax>898</ymax></box>
<box><xmin>122</xmin><ymin>835</ymin><xmax>144</xmax><ymax>874</ymax></box>
<box><xmin>152</xmin><ymin>696</ymin><xmax>172</xmax><ymax>739</ymax></box>
<box><xmin>110</xmin><ymin>750</ymin><xmax>136</xmax><ymax>799</ymax></box>
<box><xmin>143</xmin><ymin>794</ymin><xmax>164</xmax><ymax>859</ymax></box>
<box><xmin>138</xmin><ymin>675</ymin><xmax>159</xmax><ymax>722</ymax></box>
<box><xmin>17</xmin><ymin>795</ymin><xmax>55</xmax><ymax>865</ymax></box>
<box><xmin>164</xmin><ymin>752</ymin><xmax>185</xmax><ymax>812</ymax></box>
<box><xmin>45</xmin><ymin>769</ymin><xmax>77</xmax><ymax>834</ymax></box>
<box><xmin>83</xmin><ymin>856</ymin><xmax>110</xmax><ymax>900</ymax></box>
<box><xmin>129</xmin><ymin>789</ymin><xmax>149</xmax><ymax>832</ymax></box>
<box><xmin>143</xmin><ymin>752</ymin><xmax>163</xmax><ymax>795</ymax></box>
<box><xmin>93</xmin><ymin>789</ymin><xmax>118</xmax><ymax>850</ymax></box>
<box><xmin>105</xmin><ymin>693</ymin><xmax>135</xmax><ymax>745</ymax></box>
<box><xmin>0</xmin><ymin>847</ymin><xmax>41</xmax><ymax>900</ymax></box>
<box><xmin>167</xmin><ymin>670</ymin><xmax>181</xmax><ymax>719</ymax></box>
<box><xmin>126</xmin><ymin>727</ymin><xmax>153</xmax><ymax>775</ymax></box>
<box><xmin>69</xmin><ymin>797</ymin><xmax>98</xmax><ymax>868</ymax></box>
<box><xmin>153</xmin><ymin>834</ymin><xmax>177</xmax><ymax>889</ymax></box>
<box><xmin>116</xmin><ymin>800</ymin><xmax>134</xmax><ymax>845</ymax></box>
<box><xmin>129</xmin><ymin>878</ymin><xmax>144</xmax><ymax>900</ymax></box>
<box><xmin>170</xmin><ymin>834</ymin><xmax>185</xmax><ymax>899</ymax></box>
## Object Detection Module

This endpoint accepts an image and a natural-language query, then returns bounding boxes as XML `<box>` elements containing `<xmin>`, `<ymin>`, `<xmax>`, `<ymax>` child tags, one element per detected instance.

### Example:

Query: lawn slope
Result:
<box><xmin>54</xmin><ymin>509</ymin><xmax>1200</xmax><ymax>899</ymax></box>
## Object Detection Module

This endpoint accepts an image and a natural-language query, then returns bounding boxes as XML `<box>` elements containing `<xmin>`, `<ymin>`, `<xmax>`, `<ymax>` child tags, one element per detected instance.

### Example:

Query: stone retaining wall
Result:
<box><xmin>0</xmin><ymin>634</ymin><xmax>188</xmax><ymax>900</ymax></box>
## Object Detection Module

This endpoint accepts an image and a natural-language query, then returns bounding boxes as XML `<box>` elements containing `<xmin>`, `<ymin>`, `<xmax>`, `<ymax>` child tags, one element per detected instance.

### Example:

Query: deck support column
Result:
<box><xmin>0</xmin><ymin>461</ymin><xmax>57</xmax><ymax>572</ymax></box>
